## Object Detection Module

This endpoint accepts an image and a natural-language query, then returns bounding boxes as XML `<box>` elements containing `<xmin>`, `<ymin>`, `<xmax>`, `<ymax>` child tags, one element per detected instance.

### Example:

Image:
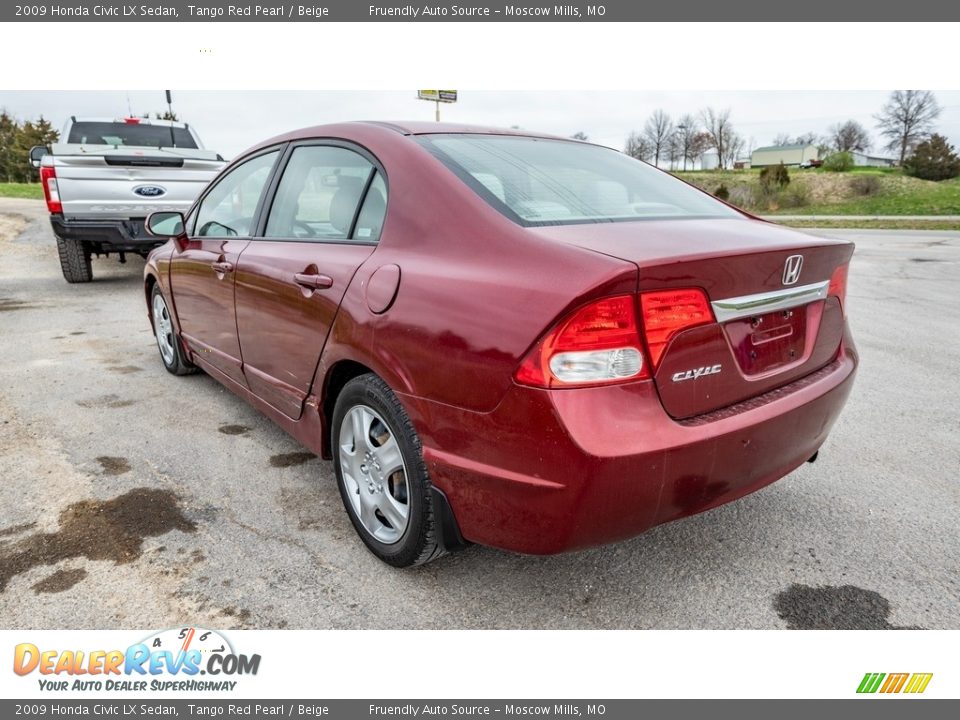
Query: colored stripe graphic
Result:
<box><xmin>857</xmin><ymin>673</ymin><xmax>885</xmax><ymax>693</ymax></box>
<box><xmin>880</xmin><ymin>673</ymin><xmax>909</xmax><ymax>693</ymax></box>
<box><xmin>857</xmin><ymin>672</ymin><xmax>933</xmax><ymax>694</ymax></box>
<box><xmin>903</xmin><ymin>673</ymin><xmax>933</xmax><ymax>694</ymax></box>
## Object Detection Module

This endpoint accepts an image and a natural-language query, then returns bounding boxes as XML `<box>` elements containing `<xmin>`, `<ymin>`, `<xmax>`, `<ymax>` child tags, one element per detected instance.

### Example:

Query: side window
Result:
<box><xmin>264</xmin><ymin>145</ymin><xmax>375</xmax><ymax>241</ymax></box>
<box><xmin>352</xmin><ymin>172</ymin><xmax>387</xmax><ymax>242</ymax></box>
<box><xmin>193</xmin><ymin>150</ymin><xmax>278</xmax><ymax>238</ymax></box>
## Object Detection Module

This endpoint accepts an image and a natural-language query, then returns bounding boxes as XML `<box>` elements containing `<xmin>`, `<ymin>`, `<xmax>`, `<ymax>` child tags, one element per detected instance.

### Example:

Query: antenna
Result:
<box><xmin>165</xmin><ymin>90</ymin><xmax>176</xmax><ymax>148</ymax></box>
<box><xmin>126</xmin><ymin>92</ymin><xmax>132</xmax><ymax>117</ymax></box>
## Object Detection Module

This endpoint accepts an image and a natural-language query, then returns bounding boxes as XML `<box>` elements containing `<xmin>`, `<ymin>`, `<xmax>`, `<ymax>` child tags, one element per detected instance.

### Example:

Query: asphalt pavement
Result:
<box><xmin>0</xmin><ymin>197</ymin><xmax>957</xmax><ymax>629</ymax></box>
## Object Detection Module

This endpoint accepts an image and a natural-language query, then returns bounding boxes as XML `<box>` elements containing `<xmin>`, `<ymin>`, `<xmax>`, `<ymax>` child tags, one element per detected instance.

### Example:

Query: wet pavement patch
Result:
<box><xmin>32</xmin><ymin>568</ymin><xmax>88</xmax><ymax>594</ymax></box>
<box><xmin>0</xmin><ymin>522</ymin><xmax>37</xmax><ymax>538</ymax></box>
<box><xmin>269</xmin><ymin>452</ymin><xmax>316</xmax><ymax>468</ymax></box>
<box><xmin>219</xmin><ymin>424</ymin><xmax>251</xmax><ymax>436</ymax></box>
<box><xmin>910</xmin><ymin>257</ymin><xmax>941</xmax><ymax>263</ymax></box>
<box><xmin>107</xmin><ymin>365</ymin><xmax>144</xmax><ymax>374</ymax></box>
<box><xmin>0</xmin><ymin>488</ymin><xmax>196</xmax><ymax>592</ymax></box>
<box><xmin>76</xmin><ymin>394</ymin><xmax>136</xmax><ymax>409</ymax></box>
<box><xmin>773</xmin><ymin>583</ymin><xmax>921</xmax><ymax>629</ymax></box>
<box><xmin>0</xmin><ymin>298</ymin><xmax>38</xmax><ymax>312</ymax></box>
<box><xmin>96</xmin><ymin>456</ymin><xmax>131</xmax><ymax>476</ymax></box>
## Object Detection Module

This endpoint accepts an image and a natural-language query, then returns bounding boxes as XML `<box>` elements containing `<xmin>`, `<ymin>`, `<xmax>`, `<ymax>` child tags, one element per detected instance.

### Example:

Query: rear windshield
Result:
<box><xmin>67</xmin><ymin>122</ymin><xmax>198</xmax><ymax>149</ymax></box>
<box><xmin>417</xmin><ymin>134</ymin><xmax>739</xmax><ymax>226</ymax></box>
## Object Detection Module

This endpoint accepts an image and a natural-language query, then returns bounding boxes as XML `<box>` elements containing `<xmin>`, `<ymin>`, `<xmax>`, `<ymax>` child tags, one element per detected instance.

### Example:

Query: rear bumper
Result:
<box><xmin>50</xmin><ymin>214</ymin><xmax>163</xmax><ymax>254</ymax></box>
<box><xmin>404</xmin><ymin>329</ymin><xmax>858</xmax><ymax>555</ymax></box>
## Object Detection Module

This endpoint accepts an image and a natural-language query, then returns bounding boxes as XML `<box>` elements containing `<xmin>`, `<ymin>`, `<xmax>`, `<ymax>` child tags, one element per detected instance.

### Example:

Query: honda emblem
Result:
<box><xmin>782</xmin><ymin>255</ymin><xmax>804</xmax><ymax>285</ymax></box>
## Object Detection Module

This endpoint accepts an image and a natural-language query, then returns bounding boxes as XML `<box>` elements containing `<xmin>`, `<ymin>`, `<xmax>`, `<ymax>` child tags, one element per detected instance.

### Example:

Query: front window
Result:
<box><xmin>417</xmin><ymin>134</ymin><xmax>739</xmax><ymax>226</ymax></box>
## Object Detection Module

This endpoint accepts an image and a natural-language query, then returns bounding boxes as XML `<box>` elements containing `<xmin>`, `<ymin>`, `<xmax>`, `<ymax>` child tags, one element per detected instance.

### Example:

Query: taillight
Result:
<box><xmin>515</xmin><ymin>295</ymin><xmax>647</xmax><ymax>388</ymax></box>
<box><xmin>829</xmin><ymin>264</ymin><xmax>849</xmax><ymax>312</ymax></box>
<box><xmin>639</xmin><ymin>288</ymin><xmax>713</xmax><ymax>368</ymax></box>
<box><xmin>39</xmin><ymin>165</ymin><xmax>62</xmax><ymax>214</ymax></box>
<box><xmin>124</xmin><ymin>117</ymin><xmax>141</xmax><ymax>124</ymax></box>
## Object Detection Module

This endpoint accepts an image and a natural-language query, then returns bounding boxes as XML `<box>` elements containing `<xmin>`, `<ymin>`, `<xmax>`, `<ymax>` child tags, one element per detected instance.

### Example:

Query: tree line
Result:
<box><xmin>612</xmin><ymin>90</ymin><xmax>948</xmax><ymax>171</ymax></box>
<box><xmin>0</xmin><ymin>112</ymin><xmax>60</xmax><ymax>183</ymax></box>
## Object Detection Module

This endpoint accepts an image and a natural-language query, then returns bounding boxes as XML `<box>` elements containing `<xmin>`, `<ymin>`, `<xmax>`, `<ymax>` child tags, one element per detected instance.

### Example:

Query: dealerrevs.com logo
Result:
<box><xmin>14</xmin><ymin>627</ymin><xmax>260</xmax><ymax>692</ymax></box>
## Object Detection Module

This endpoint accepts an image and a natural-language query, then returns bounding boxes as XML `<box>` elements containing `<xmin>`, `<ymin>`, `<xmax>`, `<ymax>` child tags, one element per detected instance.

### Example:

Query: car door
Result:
<box><xmin>169</xmin><ymin>149</ymin><xmax>280</xmax><ymax>385</ymax></box>
<box><xmin>234</xmin><ymin>142</ymin><xmax>387</xmax><ymax>420</ymax></box>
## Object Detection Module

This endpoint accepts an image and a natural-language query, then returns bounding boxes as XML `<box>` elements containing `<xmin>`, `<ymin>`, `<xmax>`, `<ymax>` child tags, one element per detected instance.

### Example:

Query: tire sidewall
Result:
<box><xmin>150</xmin><ymin>284</ymin><xmax>184</xmax><ymax>373</ymax></box>
<box><xmin>331</xmin><ymin>376</ymin><xmax>430</xmax><ymax>566</ymax></box>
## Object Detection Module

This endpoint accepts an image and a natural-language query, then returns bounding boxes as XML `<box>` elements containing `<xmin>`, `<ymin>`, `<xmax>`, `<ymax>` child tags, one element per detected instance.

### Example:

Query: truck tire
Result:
<box><xmin>56</xmin><ymin>236</ymin><xmax>93</xmax><ymax>283</ymax></box>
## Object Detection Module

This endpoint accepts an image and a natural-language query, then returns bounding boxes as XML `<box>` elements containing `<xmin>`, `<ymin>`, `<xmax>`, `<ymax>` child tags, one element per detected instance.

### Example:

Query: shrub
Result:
<box><xmin>823</xmin><ymin>151</ymin><xmax>854</xmax><ymax>172</ymax></box>
<box><xmin>713</xmin><ymin>184</ymin><xmax>730</xmax><ymax>201</ymax></box>
<box><xmin>777</xmin><ymin>184</ymin><xmax>810</xmax><ymax>208</ymax></box>
<box><xmin>759</xmin><ymin>163</ymin><xmax>790</xmax><ymax>192</ymax></box>
<box><xmin>903</xmin><ymin>134</ymin><xmax>960</xmax><ymax>181</ymax></box>
<box><xmin>849</xmin><ymin>175</ymin><xmax>881</xmax><ymax>196</ymax></box>
<box><xmin>728</xmin><ymin>185</ymin><xmax>756</xmax><ymax>209</ymax></box>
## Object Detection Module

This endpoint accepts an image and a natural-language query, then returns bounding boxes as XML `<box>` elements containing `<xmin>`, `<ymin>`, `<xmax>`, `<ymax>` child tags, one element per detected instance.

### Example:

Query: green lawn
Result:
<box><xmin>674</xmin><ymin>170</ymin><xmax>960</xmax><ymax>216</ymax></box>
<box><xmin>772</xmin><ymin>177</ymin><xmax>960</xmax><ymax>216</ymax></box>
<box><xmin>0</xmin><ymin>183</ymin><xmax>44</xmax><ymax>200</ymax></box>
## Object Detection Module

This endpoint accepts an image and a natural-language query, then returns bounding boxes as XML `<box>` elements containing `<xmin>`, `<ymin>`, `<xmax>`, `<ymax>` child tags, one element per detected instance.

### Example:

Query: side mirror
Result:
<box><xmin>29</xmin><ymin>145</ymin><xmax>48</xmax><ymax>168</ymax></box>
<box><xmin>145</xmin><ymin>211</ymin><xmax>185</xmax><ymax>237</ymax></box>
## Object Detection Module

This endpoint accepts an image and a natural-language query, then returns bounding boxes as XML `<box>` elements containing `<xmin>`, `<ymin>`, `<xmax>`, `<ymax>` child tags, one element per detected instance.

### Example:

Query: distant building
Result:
<box><xmin>700</xmin><ymin>150</ymin><xmax>720</xmax><ymax>170</ymax></box>
<box><xmin>751</xmin><ymin>143</ymin><xmax>820</xmax><ymax>168</ymax></box>
<box><xmin>850</xmin><ymin>151</ymin><xmax>896</xmax><ymax>168</ymax></box>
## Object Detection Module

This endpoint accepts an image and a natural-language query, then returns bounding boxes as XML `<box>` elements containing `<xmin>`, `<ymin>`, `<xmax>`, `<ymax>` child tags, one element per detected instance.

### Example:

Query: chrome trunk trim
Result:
<box><xmin>711</xmin><ymin>280</ymin><xmax>830</xmax><ymax>323</ymax></box>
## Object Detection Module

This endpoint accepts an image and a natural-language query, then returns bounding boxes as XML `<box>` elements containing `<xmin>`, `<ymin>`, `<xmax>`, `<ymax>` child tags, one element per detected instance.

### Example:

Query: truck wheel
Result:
<box><xmin>55</xmin><ymin>236</ymin><xmax>93</xmax><ymax>283</ymax></box>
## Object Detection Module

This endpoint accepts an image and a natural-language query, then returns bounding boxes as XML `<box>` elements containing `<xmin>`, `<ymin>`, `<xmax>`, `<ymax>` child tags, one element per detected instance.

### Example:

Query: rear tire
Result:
<box><xmin>332</xmin><ymin>374</ymin><xmax>445</xmax><ymax>567</ymax></box>
<box><xmin>150</xmin><ymin>284</ymin><xmax>197</xmax><ymax>376</ymax></box>
<box><xmin>56</xmin><ymin>236</ymin><xmax>93</xmax><ymax>283</ymax></box>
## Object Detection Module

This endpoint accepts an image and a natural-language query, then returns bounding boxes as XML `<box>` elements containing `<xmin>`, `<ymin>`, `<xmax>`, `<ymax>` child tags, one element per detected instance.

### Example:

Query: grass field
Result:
<box><xmin>3</xmin><ymin>175</ymin><xmax>960</xmax><ymax>230</ymax></box>
<box><xmin>675</xmin><ymin>169</ymin><xmax>960</xmax><ymax>216</ymax></box>
<box><xmin>0</xmin><ymin>183</ymin><xmax>44</xmax><ymax>200</ymax></box>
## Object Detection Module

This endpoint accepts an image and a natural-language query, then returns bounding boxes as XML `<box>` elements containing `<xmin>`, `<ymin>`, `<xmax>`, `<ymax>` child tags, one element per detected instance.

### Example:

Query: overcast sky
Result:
<box><xmin>2</xmin><ymin>90</ymin><xmax>959</xmax><ymax>160</ymax></box>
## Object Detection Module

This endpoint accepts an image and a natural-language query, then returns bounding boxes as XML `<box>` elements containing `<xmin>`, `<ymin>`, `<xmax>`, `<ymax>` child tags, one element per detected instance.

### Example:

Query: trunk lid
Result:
<box><xmin>530</xmin><ymin>217</ymin><xmax>853</xmax><ymax>419</ymax></box>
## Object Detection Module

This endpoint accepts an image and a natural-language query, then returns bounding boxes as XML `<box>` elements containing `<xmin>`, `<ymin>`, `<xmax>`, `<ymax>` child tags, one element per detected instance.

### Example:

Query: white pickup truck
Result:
<box><xmin>30</xmin><ymin>117</ymin><xmax>226</xmax><ymax>283</ymax></box>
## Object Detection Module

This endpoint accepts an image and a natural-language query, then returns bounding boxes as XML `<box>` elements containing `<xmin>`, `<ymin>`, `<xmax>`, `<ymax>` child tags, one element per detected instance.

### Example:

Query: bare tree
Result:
<box><xmin>666</xmin><ymin>131</ymin><xmax>682</xmax><ymax>170</ymax></box>
<box><xmin>875</xmin><ymin>90</ymin><xmax>941</xmax><ymax>165</ymax></box>
<box><xmin>624</xmin><ymin>131</ymin><xmax>652</xmax><ymax>162</ymax></box>
<box><xmin>701</xmin><ymin>108</ymin><xmax>736</xmax><ymax>170</ymax></box>
<box><xmin>724</xmin><ymin>133</ymin><xmax>746</xmax><ymax>169</ymax></box>
<box><xmin>793</xmin><ymin>131</ymin><xmax>818</xmax><ymax>146</ymax></box>
<box><xmin>828</xmin><ymin>120</ymin><xmax>872</xmax><ymax>153</ymax></box>
<box><xmin>642</xmin><ymin>109</ymin><xmax>674</xmax><ymax>168</ymax></box>
<box><xmin>674</xmin><ymin>114</ymin><xmax>699</xmax><ymax>171</ymax></box>
<box><xmin>689</xmin><ymin>132</ymin><xmax>713</xmax><ymax>169</ymax></box>
<box><xmin>772</xmin><ymin>133</ymin><xmax>792</xmax><ymax>147</ymax></box>
<box><xmin>570</xmin><ymin>131</ymin><xmax>589</xmax><ymax>141</ymax></box>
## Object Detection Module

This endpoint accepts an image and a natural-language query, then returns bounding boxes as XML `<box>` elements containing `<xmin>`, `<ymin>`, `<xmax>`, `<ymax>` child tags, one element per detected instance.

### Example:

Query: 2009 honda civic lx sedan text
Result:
<box><xmin>143</xmin><ymin>122</ymin><xmax>857</xmax><ymax>567</ymax></box>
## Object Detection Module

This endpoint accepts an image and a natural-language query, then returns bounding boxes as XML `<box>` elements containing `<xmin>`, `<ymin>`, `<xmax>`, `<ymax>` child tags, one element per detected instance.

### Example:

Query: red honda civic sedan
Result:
<box><xmin>143</xmin><ymin>122</ymin><xmax>857</xmax><ymax>567</ymax></box>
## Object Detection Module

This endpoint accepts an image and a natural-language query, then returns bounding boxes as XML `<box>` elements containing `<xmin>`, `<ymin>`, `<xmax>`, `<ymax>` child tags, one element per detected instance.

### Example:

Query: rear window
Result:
<box><xmin>417</xmin><ymin>134</ymin><xmax>739</xmax><ymax>226</ymax></box>
<box><xmin>67</xmin><ymin>122</ymin><xmax>198</xmax><ymax>149</ymax></box>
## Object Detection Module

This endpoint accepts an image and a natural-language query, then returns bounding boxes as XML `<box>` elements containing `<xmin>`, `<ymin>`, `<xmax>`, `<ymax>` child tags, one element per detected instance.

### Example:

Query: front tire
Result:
<box><xmin>150</xmin><ymin>285</ymin><xmax>197</xmax><ymax>376</ymax></box>
<box><xmin>332</xmin><ymin>374</ymin><xmax>444</xmax><ymax>567</ymax></box>
<box><xmin>56</xmin><ymin>236</ymin><xmax>93</xmax><ymax>283</ymax></box>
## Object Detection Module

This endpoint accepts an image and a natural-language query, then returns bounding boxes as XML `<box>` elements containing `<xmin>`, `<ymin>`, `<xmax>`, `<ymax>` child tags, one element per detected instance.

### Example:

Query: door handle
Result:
<box><xmin>211</xmin><ymin>261</ymin><xmax>234</xmax><ymax>274</ymax></box>
<box><xmin>294</xmin><ymin>273</ymin><xmax>334</xmax><ymax>290</ymax></box>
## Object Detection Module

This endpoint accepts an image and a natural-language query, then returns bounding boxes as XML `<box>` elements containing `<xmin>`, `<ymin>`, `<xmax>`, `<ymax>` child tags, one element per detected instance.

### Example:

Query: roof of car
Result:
<box><xmin>355</xmin><ymin>121</ymin><xmax>568</xmax><ymax>139</ymax></box>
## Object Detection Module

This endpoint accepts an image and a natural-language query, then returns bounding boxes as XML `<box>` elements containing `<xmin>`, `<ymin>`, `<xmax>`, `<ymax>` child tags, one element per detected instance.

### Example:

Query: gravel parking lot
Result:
<box><xmin>1</xmin><ymin>196</ymin><xmax>957</xmax><ymax>630</ymax></box>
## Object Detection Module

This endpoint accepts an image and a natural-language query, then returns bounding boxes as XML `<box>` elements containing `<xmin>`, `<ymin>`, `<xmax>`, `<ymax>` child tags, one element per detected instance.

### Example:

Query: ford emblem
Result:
<box><xmin>133</xmin><ymin>185</ymin><xmax>166</xmax><ymax>198</ymax></box>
